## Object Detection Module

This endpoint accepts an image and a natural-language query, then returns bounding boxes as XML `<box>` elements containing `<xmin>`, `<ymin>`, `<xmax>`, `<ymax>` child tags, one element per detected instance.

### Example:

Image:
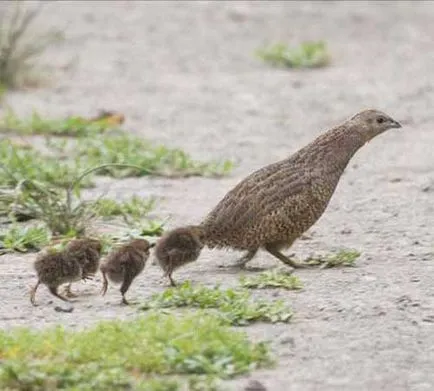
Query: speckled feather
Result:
<box><xmin>34</xmin><ymin>251</ymin><xmax>83</xmax><ymax>287</ymax></box>
<box><xmin>64</xmin><ymin>238</ymin><xmax>102</xmax><ymax>278</ymax></box>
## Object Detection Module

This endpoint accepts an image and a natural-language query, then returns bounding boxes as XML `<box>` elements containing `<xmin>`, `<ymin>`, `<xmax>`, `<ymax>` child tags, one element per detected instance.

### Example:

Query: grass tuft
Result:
<box><xmin>0</xmin><ymin>109</ymin><xmax>123</xmax><ymax>136</ymax></box>
<box><xmin>0</xmin><ymin>1</ymin><xmax>63</xmax><ymax>90</ymax></box>
<box><xmin>0</xmin><ymin>165</ymin><xmax>166</xmax><ymax>238</ymax></box>
<box><xmin>0</xmin><ymin>114</ymin><xmax>234</xmax><ymax>180</ymax></box>
<box><xmin>240</xmin><ymin>269</ymin><xmax>303</xmax><ymax>290</ymax></box>
<box><xmin>93</xmin><ymin>195</ymin><xmax>156</xmax><ymax>226</ymax></box>
<box><xmin>0</xmin><ymin>139</ymin><xmax>91</xmax><ymax>188</ymax></box>
<box><xmin>0</xmin><ymin>312</ymin><xmax>272</xmax><ymax>390</ymax></box>
<box><xmin>141</xmin><ymin>281</ymin><xmax>293</xmax><ymax>326</ymax></box>
<box><xmin>0</xmin><ymin>223</ymin><xmax>50</xmax><ymax>253</ymax></box>
<box><xmin>3</xmin><ymin>179</ymin><xmax>95</xmax><ymax>237</ymax></box>
<box><xmin>77</xmin><ymin>134</ymin><xmax>234</xmax><ymax>178</ymax></box>
<box><xmin>256</xmin><ymin>41</ymin><xmax>330</xmax><ymax>69</ymax></box>
<box><xmin>306</xmin><ymin>249</ymin><xmax>361</xmax><ymax>268</ymax></box>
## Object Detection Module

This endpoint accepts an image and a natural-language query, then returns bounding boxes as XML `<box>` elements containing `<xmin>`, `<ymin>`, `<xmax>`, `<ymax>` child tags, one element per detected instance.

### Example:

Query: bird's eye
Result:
<box><xmin>376</xmin><ymin>117</ymin><xmax>385</xmax><ymax>124</ymax></box>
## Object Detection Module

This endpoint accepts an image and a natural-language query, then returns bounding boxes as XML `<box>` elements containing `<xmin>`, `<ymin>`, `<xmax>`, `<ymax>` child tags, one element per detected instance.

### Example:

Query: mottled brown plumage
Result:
<box><xmin>100</xmin><ymin>238</ymin><xmax>154</xmax><ymax>304</ymax></box>
<box><xmin>62</xmin><ymin>238</ymin><xmax>103</xmax><ymax>297</ymax></box>
<box><xmin>154</xmin><ymin>226</ymin><xmax>204</xmax><ymax>286</ymax></box>
<box><xmin>30</xmin><ymin>249</ymin><xmax>82</xmax><ymax>306</ymax></box>
<box><xmin>155</xmin><ymin>109</ymin><xmax>402</xmax><ymax>271</ymax></box>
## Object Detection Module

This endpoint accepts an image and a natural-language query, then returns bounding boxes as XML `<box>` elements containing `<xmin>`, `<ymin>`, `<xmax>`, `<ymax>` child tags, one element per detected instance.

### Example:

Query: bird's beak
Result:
<box><xmin>391</xmin><ymin>119</ymin><xmax>402</xmax><ymax>129</ymax></box>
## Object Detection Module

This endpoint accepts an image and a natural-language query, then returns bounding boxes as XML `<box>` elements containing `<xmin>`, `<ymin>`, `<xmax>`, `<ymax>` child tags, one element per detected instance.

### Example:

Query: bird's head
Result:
<box><xmin>348</xmin><ymin>109</ymin><xmax>402</xmax><ymax>142</ymax></box>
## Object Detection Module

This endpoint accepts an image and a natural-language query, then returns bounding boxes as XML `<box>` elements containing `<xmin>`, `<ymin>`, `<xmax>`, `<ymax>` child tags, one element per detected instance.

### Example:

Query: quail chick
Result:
<box><xmin>154</xmin><ymin>109</ymin><xmax>402</xmax><ymax>271</ymax></box>
<box><xmin>154</xmin><ymin>226</ymin><xmax>204</xmax><ymax>286</ymax></box>
<box><xmin>30</xmin><ymin>249</ymin><xmax>82</xmax><ymax>306</ymax></box>
<box><xmin>62</xmin><ymin>238</ymin><xmax>103</xmax><ymax>298</ymax></box>
<box><xmin>100</xmin><ymin>238</ymin><xmax>154</xmax><ymax>304</ymax></box>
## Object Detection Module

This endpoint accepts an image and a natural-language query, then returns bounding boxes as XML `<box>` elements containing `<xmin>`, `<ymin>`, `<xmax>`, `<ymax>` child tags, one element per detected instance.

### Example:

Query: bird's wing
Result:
<box><xmin>166</xmin><ymin>248</ymin><xmax>193</xmax><ymax>263</ymax></box>
<box><xmin>117</xmin><ymin>249</ymin><xmax>133</xmax><ymax>266</ymax></box>
<box><xmin>205</xmin><ymin>164</ymin><xmax>313</xmax><ymax>240</ymax></box>
<box><xmin>203</xmin><ymin>159</ymin><xmax>290</xmax><ymax>224</ymax></box>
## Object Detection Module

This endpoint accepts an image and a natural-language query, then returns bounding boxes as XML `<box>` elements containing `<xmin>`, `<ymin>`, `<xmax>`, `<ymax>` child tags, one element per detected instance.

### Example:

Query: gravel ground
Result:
<box><xmin>1</xmin><ymin>1</ymin><xmax>434</xmax><ymax>390</ymax></box>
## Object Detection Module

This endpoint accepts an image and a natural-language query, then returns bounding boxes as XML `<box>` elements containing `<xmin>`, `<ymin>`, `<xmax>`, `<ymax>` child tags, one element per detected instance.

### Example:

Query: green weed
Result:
<box><xmin>306</xmin><ymin>249</ymin><xmax>361</xmax><ymax>268</ymax></box>
<box><xmin>240</xmin><ymin>269</ymin><xmax>303</xmax><ymax>290</ymax></box>
<box><xmin>0</xmin><ymin>113</ymin><xmax>234</xmax><ymax>180</ymax></box>
<box><xmin>256</xmin><ymin>41</ymin><xmax>330</xmax><ymax>69</ymax></box>
<box><xmin>0</xmin><ymin>109</ymin><xmax>121</xmax><ymax>136</ymax></box>
<box><xmin>0</xmin><ymin>312</ymin><xmax>271</xmax><ymax>390</ymax></box>
<box><xmin>141</xmin><ymin>281</ymin><xmax>293</xmax><ymax>326</ymax></box>
<box><xmin>0</xmin><ymin>169</ymin><xmax>165</xmax><ymax>241</ymax></box>
<box><xmin>77</xmin><ymin>134</ymin><xmax>234</xmax><ymax>178</ymax></box>
<box><xmin>0</xmin><ymin>223</ymin><xmax>50</xmax><ymax>253</ymax></box>
<box><xmin>5</xmin><ymin>179</ymin><xmax>95</xmax><ymax>236</ymax></box>
<box><xmin>0</xmin><ymin>139</ymin><xmax>91</xmax><ymax>188</ymax></box>
<box><xmin>93</xmin><ymin>195</ymin><xmax>156</xmax><ymax>224</ymax></box>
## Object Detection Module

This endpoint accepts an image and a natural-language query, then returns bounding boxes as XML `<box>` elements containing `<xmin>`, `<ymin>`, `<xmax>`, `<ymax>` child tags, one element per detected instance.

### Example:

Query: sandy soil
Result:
<box><xmin>1</xmin><ymin>1</ymin><xmax>434</xmax><ymax>390</ymax></box>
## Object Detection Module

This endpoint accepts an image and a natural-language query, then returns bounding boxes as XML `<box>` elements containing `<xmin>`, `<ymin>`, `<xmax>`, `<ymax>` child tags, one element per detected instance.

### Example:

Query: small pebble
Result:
<box><xmin>422</xmin><ymin>316</ymin><xmax>434</xmax><ymax>323</ymax></box>
<box><xmin>279</xmin><ymin>335</ymin><xmax>295</xmax><ymax>347</ymax></box>
<box><xmin>245</xmin><ymin>379</ymin><xmax>267</xmax><ymax>391</ymax></box>
<box><xmin>54</xmin><ymin>306</ymin><xmax>74</xmax><ymax>313</ymax></box>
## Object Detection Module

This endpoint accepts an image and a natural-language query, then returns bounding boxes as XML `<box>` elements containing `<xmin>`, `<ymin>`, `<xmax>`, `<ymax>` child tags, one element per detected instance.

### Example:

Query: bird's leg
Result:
<box><xmin>232</xmin><ymin>249</ymin><xmax>258</xmax><ymax>268</ymax></box>
<box><xmin>48</xmin><ymin>285</ymin><xmax>71</xmax><ymax>302</ymax></box>
<box><xmin>100</xmin><ymin>271</ymin><xmax>109</xmax><ymax>296</ymax></box>
<box><xmin>63</xmin><ymin>283</ymin><xmax>78</xmax><ymax>298</ymax></box>
<box><xmin>120</xmin><ymin>269</ymin><xmax>135</xmax><ymax>305</ymax></box>
<box><xmin>218</xmin><ymin>249</ymin><xmax>258</xmax><ymax>269</ymax></box>
<box><xmin>265</xmin><ymin>244</ymin><xmax>311</xmax><ymax>269</ymax></box>
<box><xmin>30</xmin><ymin>280</ymin><xmax>40</xmax><ymax>306</ymax></box>
<box><xmin>168</xmin><ymin>272</ymin><xmax>177</xmax><ymax>287</ymax></box>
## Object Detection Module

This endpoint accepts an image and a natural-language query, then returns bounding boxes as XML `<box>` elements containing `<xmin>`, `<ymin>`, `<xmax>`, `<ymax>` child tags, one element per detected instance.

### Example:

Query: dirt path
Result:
<box><xmin>1</xmin><ymin>1</ymin><xmax>434</xmax><ymax>390</ymax></box>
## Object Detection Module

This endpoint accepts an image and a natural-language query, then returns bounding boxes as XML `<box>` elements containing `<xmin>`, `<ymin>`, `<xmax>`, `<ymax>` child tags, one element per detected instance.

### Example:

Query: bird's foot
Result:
<box><xmin>63</xmin><ymin>285</ymin><xmax>79</xmax><ymax>298</ymax></box>
<box><xmin>168</xmin><ymin>276</ymin><xmax>177</xmax><ymax>287</ymax></box>
<box><xmin>218</xmin><ymin>261</ymin><xmax>248</xmax><ymax>270</ymax></box>
<box><xmin>64</xmin><ymin>290</ymin><xmax>78</xmax><ymax>298</ymax></box>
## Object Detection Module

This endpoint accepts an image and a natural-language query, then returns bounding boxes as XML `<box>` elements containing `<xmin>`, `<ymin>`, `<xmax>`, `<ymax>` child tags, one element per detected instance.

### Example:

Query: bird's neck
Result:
<box><xmin>295</xmin><ymin>124</ymin><xmax>367</xmax><ymax>175</ymax></box>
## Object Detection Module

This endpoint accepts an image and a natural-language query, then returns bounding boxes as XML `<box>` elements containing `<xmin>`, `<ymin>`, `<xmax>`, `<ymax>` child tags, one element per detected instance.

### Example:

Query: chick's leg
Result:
<box><xmin>120</xmin><ymin>268</ymin><xmax>135</xmax><ymax>305</ymax></box>
<box><xmin>100</xmin><ymin>271</ymin><xmax>109</xmax><ymax>296</ymax></box>
<box><xmin>48</xmin><ymin>285</ymin><xmax>70</xmax><ymax>302</ymax></box>
<box><xmin>30</xmin><ymin>280</ymin><xmax>40</xmax><ymax>306</ymax></box>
